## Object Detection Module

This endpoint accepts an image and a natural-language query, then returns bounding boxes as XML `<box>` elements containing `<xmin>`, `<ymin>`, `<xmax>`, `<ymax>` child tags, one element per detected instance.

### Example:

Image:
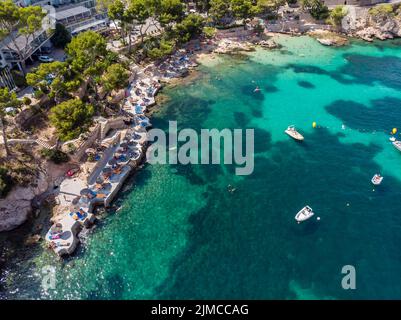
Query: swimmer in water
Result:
<box><xmin>254</xmin><ymin>86</ymin><xmax>260</xmax><ymax>92</ymax></box>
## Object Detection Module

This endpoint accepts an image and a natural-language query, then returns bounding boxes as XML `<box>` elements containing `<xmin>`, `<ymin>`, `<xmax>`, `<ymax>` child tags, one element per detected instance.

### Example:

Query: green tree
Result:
<box><xmin>96</xmin><ymin>0</ymin><xmax>115</xmax><ymax>12</ymax></box>
<box><xmin>66</xmin><ymin>31</ymin><xmax>108</xmax><ymax>74</ymax></box>
<box><xmin>0</xmin><ymin>88</ymin><xmax>22</xmax><ymax>157</ymax></box>
<box><xmin>49</xmin><ymin>99</ymin><xmax>95</xmax><ymax>141</ymax></box>
<box><xmin>209</xmin><ymin>0</ymin><xmax>231</xmax><ymax>25</ymax></box>
<box><xmin>101</xmin><ymin>63</ymin><xmax>130</xmax><ymax>94</ymax></box>
<box><xmin>174</xmin><ymin>13</ymin><xmax>205</xmax><ymax>43</ymax></box>
<box><xmin>51</xmin><ymin>23</ymin><xmax>72</xmax><ymax>48</ymax></box>
<box><xmin>327</xmin><ymin>5</ymin><xmax>347</xmax><ymax>27</ymax></box>
<box><xmin>108</xmin><ymin>0</ymin><xmax>127</xmax><ymax>40</ymax></box>
<box><xmin>129</xmin><ymin>0</ymin><xmax>153</xmax><ymax>45</ymax></box>
<box><xmin>0</xmin><ymin>1</ymin><xmax>47</xmax><ymax>73</ymax></box>
<box><xmin>231</xmin><ymin>0</ymin><xmax>260</xmax><ymax>23</ymax></box>
<box><xmin>40</xmin><ymin>148</ymin><xmax>69</xmax><ymax>164</ymax></box>
<box><xmin>258</xmin><ymin>0</ymin><xmax>285</xmax><ymax>14</ymax></box>
<box><xmin>108</xmin><ymin>0</ymin><xmax>148</xmax><ymax>53</ymax></box>
<box><xmin>153</xmin><ymin>0</ymin><xmax>185</xmax><ymax>29</ymax></box>
<box><xmin>66</xmin><ymin>31</ymin><xmax>108</xmax><ymax>98</ymax></box>
<box><xmin>26</xmin><ymin>61</ymin><xmax>80</xmax><ymax>103</ymax></box>
<box><xmin>147</xmin><ymin>38</ymin><xmax>175</xmax><ymax>59</ymax></box>
<box><xmin>301</xmin><ymin>0</ymin><xmax>329</xmax><ymax>20</ymax></box>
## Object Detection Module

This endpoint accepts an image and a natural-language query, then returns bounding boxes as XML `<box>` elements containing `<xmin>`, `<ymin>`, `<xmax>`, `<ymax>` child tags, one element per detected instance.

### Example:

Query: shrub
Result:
<box><xmin>22</xmin><ymin>97</ymin><xmax>32</xmax><ymax>106</ymax></box>
<box><xmin>301</xmin><ymin>0</ymin><xmax>329</xmax><ymax>20</ymax></box>
<box><xmin>40</xmin><ymin>148</ymin><xmax>69</xmax><ymax>164</ymax></box>
<box><xmin>147</xmin><ymin>39</ymin><xmax>175</xmax><ymax>60</ymax></box>
<box><xmin>369</xmin><ymin>4</ymin><xmax>394</xmax><ymax>19</ymax></box>
<box><xmin>66</xmin><ymin>143</ymin><xmax>76</xmax><ymax>154</ymax></box>
<box><xmin>327</xmin><ymin>5</ymin><xmax>348</xmax><ymax>27</ymax></box>
<box><xmin>0</xmin><ymin>167</ymin><xmax>14</xmax><ymax>199</ymax></box>
<box><xmin>33</xmin><ymin>89</ymin><xmax>44</xmax><ymax>99</ymax></box>
<box><xmin>11</xmin><ymin>70</ymin><xmax>27</xmax><ymax>88</ymax></box>
<box><xmin>203</xmin><ymin>26</ymin><xmax>217</xmax><ymax>38</ymax></box>
<box><xmin>87</xmin><ymin>153</ymin><xmax>96</xmax><ymax>162</ymax></box>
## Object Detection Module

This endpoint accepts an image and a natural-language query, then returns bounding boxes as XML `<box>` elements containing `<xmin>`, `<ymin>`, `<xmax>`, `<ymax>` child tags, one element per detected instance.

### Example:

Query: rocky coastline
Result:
<box><xmin>2</xmin><ymin>4</ymin><xmax>401</xmax><ymax>234</ymax></box>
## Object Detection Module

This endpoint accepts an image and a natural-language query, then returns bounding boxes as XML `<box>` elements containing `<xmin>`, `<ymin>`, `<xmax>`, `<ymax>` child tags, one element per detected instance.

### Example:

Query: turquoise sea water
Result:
<box><xmin>2</xmin><ymin>35</ymin><xmax>401</xmax><ymax>299</ymax></box>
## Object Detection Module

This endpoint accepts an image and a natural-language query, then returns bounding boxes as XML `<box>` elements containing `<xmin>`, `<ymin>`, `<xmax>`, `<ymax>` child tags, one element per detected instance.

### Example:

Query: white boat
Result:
<box><xmin>285</xmin><ymin>125</ymin><xmax>304</xmax><ymax>141</ymax></box>
<box><xmin>371</xmin><ymin>174</ymin><xmax>383</xmax><ymax>185</ymax></box>
<box><xmin>389</xmin><ymin>137</ymin><xmax>396</xmax><ymax>142</ymax></box>
<box><xmin>393</xmin><ymin>140</ymin><xmax>401</xmax><ymax>152</ymax></box>
<box><xmin>295</xmin><ymin>206</ymin><xmax>314</xmax><ymax>223</ymax></box>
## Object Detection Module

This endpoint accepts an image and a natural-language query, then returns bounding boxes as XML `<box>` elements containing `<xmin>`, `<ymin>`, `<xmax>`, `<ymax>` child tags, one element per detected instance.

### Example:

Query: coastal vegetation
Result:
<box><xmin>300</xmin><ymin>0</ymin><xmax>329</xmax><ymax>20</ymax></box>
<box><xmin>327</xmin><ymin>5</ymin><xmax>348</xmax><ymax>28</ymax></box>
<box><xmin>367</xmin><ymin>3</ymin><xmax>400</xmax><ymax>23</ymax></box>
<box><xmin>26</xmin><ymin>61</ymin><xmax>80</xmax><ymax>104</ymax></box>
<box><xmin>0</xmin><ymin>167</ymin><xmax>13</xmax><ymax>198</ymax></box>
<box><xmin>101</xmin><ymin>63</ymin><xmax>130</xmax><ymax>96</ymax></box>
<box><xmin>50</xmin><ymin>23</ymin><xmax>72</xmax><ymax>49</ymax></box>
<box><xmin>49</xmin><ymin>99</ymin><xmax>95</xmax><ymax>141</ymax></box>
<box><xmin>40</xmin><ymin>148</ymin><xmax>69</xmax><ymax>164</ymax></box>
<box><xmin>209</xmin><ymin>0</ymin><xmax>261</xmax><ymax>26</ymax></box>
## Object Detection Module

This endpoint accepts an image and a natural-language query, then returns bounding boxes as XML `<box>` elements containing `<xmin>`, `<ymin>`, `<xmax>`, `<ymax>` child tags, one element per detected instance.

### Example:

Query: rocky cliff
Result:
<box><xmin>343</xmin><ymin>5</ymin><xmax>401</xmax><ymax>41</ymax></box>
<box><xmin>0</xmin><ymin>171</ymin><xmax>49</xmax><ymax>232</ymax></box>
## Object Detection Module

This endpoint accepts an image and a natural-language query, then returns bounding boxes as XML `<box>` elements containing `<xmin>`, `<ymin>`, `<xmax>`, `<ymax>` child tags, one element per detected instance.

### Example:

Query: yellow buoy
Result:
<box><xmin>312</xmin><ymin>122</ymin><xmax>317</xmax><ymax>128</ymax></box>
<box><xmin>392</xmin><ymin>128</ymin><xmax>397</xmax><ymax>135</ymax></box>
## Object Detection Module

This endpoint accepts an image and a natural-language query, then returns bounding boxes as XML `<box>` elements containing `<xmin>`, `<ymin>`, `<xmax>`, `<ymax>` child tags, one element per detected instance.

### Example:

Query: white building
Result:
<box><xmin>0</xmin><ymin>0</ymin><xmax>108</xmax><ymax>90</ymax></box>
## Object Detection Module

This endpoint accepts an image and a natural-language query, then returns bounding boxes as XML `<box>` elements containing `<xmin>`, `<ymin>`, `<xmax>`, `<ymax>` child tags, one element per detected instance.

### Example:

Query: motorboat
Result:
<box><xmin>295</xmin><ymin>205</ymin><xmax>314</xmax><ymax>223</ymax></box>
<box><xmin>371</xmin><ymin>174</ymin><xmax>383</xmax><ymax>185</ymax></box>
<box><xmin>285</xmin><ymin>125</ymin><xmax>304</xmax><ymax>141</ymax></box>
<box><xmin>393</xmin><ymin>140</ymin><xmax>401</xmax><ymax>152</ymax></box>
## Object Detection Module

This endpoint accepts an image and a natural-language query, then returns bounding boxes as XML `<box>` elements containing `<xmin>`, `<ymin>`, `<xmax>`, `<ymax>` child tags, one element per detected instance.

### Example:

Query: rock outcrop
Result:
<box><xmin>342</xmin><ymin>5</ymin><xmax>401</xmax><ymax>41</ymax></box>
<box><xmin>0</xmin><ymin>171</ymin><xmax>49</xmax><ymax>232</ymax></box>
<box><xmin>308</xmin><ymin>30</ymin><xmax>349</xmax><ymax>46</ymax></box>
<box><xmin>257</xmin><ymin>39</ymin><xmax>281</xmax><ymax>49</ymax></box>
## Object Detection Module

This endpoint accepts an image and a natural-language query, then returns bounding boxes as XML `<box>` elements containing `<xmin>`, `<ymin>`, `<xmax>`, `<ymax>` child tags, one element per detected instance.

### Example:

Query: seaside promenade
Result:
<box><xmin>45</xmin><ymin>52</ymin><xmax>198</xmax><ymax>257</ymax></box>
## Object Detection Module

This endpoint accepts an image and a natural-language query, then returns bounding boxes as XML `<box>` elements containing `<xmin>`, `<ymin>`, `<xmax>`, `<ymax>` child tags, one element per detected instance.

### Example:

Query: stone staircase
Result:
<box><xmin>36</xmin><ymin>139</ymin><xmax>55</xmax><ymax>149</ymax></box>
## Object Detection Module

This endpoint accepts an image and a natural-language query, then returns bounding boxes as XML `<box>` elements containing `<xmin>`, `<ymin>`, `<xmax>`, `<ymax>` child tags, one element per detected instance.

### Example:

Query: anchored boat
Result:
<box><xmin>393</xmin><ymin>140</ymin><xmax>401</xmax><ymax>152</ymax></box>
<box><xmin>371</xmin><ymin>174</ymin><xmax>383</xmax><ymax>185</ymax></box>
<box><xmin>285</xmin><ymin>125</ymin><xmax>304</xmax><ymax>141</ymax></box>
<box><xmin>295</xmin><ymin>206</ymin><xmax>314</xmax><ymax>223</ymax></box>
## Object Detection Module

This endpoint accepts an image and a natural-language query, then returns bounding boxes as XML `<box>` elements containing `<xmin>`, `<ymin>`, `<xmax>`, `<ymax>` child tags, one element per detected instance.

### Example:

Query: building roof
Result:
<box><xmin>72</xmin><ymin>19</ymin><xmax>107</xmax><ymax>34</ymax></box>
<box><xmin>0</xmin><ymin>29</ymin><xmax>46</xmax><ymax>53</ymax></box>
<box><xmin>55</xmin><ymin>6</ymin><xmax>91</xmax><ymax>20</ymax></box>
